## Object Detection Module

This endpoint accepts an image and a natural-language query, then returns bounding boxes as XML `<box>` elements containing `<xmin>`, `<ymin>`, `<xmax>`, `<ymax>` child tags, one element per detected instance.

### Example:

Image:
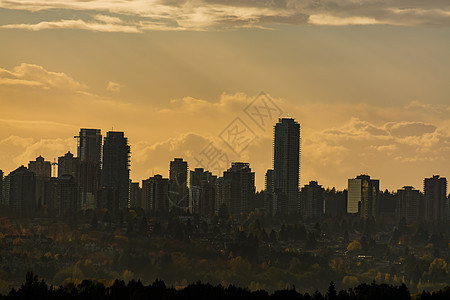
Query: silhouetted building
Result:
<box><xmin>142</xmin><ymin>175</ymin><xmax>169</xmax><ymax>213</ymax></box>
<box><xmin>347</xmin><ymin>175</ymin><xmax>379</xmax><ymax>219</ymax></box>
<box><xmin>217</xmin><ymin>162</ymin><xmax>255</xmax><ymax>215</ymax></box>
<box><xmin>98</xmin><ymin>186</ymin><xmax>120</xmax><ymax>216</ymax></box>
<box><xmin>396</xmin><ymin>186</ymin><xmax>421</xmax><ymax>223</ymax></box>
<box><xmin>58</xmin><ymin>151</ymin><xmax>79</xmax><ymax>179</ymax></box>
<box><xmin>169</xmin><ymin>158</ymin><xmax>189</xmax><ymax>212</ymax></box>
<box><xmin>300</xmin><ymin>181</ymin><xmax>324</xmax><ymax>220</ymax></box>
<box><xmin>189</xmin><ymin>168</ymin><xmax>217</xmax><ymax>216</ymax></box>
<box><xmin>264</xmin><ymin>169</ymin><xmax>274</xmax><ymax>215</ymax></box>
<box><xmin>129</xmin><ymin>182</ymin><xmax>142</xmax><ymax>209</ymax></box>
<box><xmin>57</xmin><ymin>175</ymin><xmax>80</xmax><ymax>215</ymax></box>
<box><xmin>28</xmin><ymin>155</ymin><xmax>51</xmax><ymax>208</ymax></box>
<box><xmin>76</xmin><ymin>128</ymin><xmax>102</xmax><ymax>210</ymax></box>
<box><xmin>424</xmin><ymin>175</ymin><xmax>447</xmax><ymax>221</ymax></box>
<box><xmin>102</xmin><ymin>131</ymin><xmax>130</xmax><ymax>210</ymax></box>
<box><xmin>3</xmin><ymin>166</ymin><xmax>36</xmax><ymax>215</ymax></box>
<box><xmin>324</xmin><ymin>189</ymin><xmax>347</xmax><ymax>216</ymax></box>
<box><xmin>377</xmin><ymin>189</ymin><xmax>396</xmax><ymax>218</ymax></box>
<box><xmin>273</xmin><ymin>117</ymin><xmax>300</xmax><ymax>214</ymax></box>
<box><xmin>44</xmin><ymin>178</ymin><xmax>58</xmax><ymax>213</ymax></box>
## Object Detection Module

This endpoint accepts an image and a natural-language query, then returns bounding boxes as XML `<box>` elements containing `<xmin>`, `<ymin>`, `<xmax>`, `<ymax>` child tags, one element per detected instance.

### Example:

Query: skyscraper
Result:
<box><xmin>3</xmin><ymin>166</ymin><xmax>36</xmax><ymax>215</ymax></box>
<box><xmin>217</xmin><ymin>162</ymin><xmax>255</xmax><ymax>215</ymax></box>
<box><xmin>57</xmin><ymin>174</ymin><xmax>80</xmax><ymax>215</ymax></box>
<box><xmin>264</xmin><ymin>169</ymin><xmax>274</xmax><ymax>215</ymax></box>
<box><xmin>58</xmin><ymin>151</ymin><xmax>79</xmax><ymax>179</ymax></box>
<box><xmin>28</xmin><ymin>156</ymin><xmax>51</xmax><ymax>208</ymax></box>
<box><xmin>102</xmin><ymin>131</ymin><xmax>131</xmax><ymax>210</ymax></box>
<box><xmin>169</xmin><ymin>158</ymin><xmax>189</xmax><ymax>211</ymax></box>
<box><xmin>129</xmin><ymin>181</ymin><xmax>142</xmax><ymax>209</ymax></box>
<box><xmin>424</xmin><ymin>175</ymin><xmax>447</xmax><ymax>221</ymax></box>
<box><xmin>396</xmin><ymin>186</ymin><xmax>421</xmax><ymax>223</ymax></box>
<box><xmin>189</xmin><ymin>168</ymin><xmax>217</xmax><ymax>216</ymax></box>
<box><xmin>75</xmin><ymin>129</ymin><xmax>102</xmax><ymax>210</ymax></box>
<box><xmin>273</xmin><ymin>117</ymin><xmax>300</xmax><ymax>214</ymax></box>
<box><xmin>347</xmin><ymin>175</ymin><xmax>379</xmax><ymax>219</ymax></box>
<box><xmin>142</xmin><ymin>175</ymin><xmax>169</xmax><ymax>213</ymax></box>
<box><xmin>300</xmin><ymin>181</ymin><xmax>325</xmax><ymax>220</ymax></box>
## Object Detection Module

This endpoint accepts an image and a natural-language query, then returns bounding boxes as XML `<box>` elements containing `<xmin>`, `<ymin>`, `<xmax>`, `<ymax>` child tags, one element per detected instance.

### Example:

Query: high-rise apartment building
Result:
<box><xmin>169</xmin><ymin>158</ymin><xmax>189</xmax><ymax>211</ymax></box>
<box><xmin>129</xmin><ymin>182</ymin><xmax>142</xmax><ymax>209</ymax></box>
<box><xmin>300</xmin><ymin>181</ymin><xmax>324</xmax><ymax>220</ymax></box>
<box><xmin>102</xmin><ymin>131</ymin><xmax>130</xmax><ymax>210</ymax></box>
<box><xmin>3</xmin><ymin>166</ymin><xmax>36</xmax><ymax>215</ymax></box>
<box><xmin>273</xmin><ymin>117</ymin><xmax>300</xmax><ymax>214</ymax></box>
<box><xmin>57</xmin><ymin>174</ymin><xmax>80</xmax><ymax>215</ymax></box>
<box><xmin>424</xmin><ymin>175</ymin><xmax>447</xmax><ymax>221</ymax></box>
<box><xmin>347</xmin><ymin>175</ymin><xmax>379</xmax><ymax>219</ymax></box>
<box><xmin>58</xmin><ymin>151</ymin><xmax>79</xmax><ymax>179</ymax></box>
<box><xmin>396</xmin><ymin>186</ymin><xmax>421</xmax><ymax>223</ymax></box>
<box><xmin>142</xmin><ymin>175</ymin><xmax>169</xmax><ymax>213</ymax></box>
<box><xmin>28</xmin><ymin>156</ymin><xmax>51</xmax><ymax>208</ymax></box>
<box><xmin>264</xmin><ymin>169</ymin><xmax>274</xmax><ymax>215</ymax></box>
<box><xmin>76</xmin><ymin>128</ymin><xmax>102</xmax><ymax>210</ymax></box>
<box><xmin>189</xmin><ymin>168</ymin><xmax>216</xmax><ymax>216</ymax></box>
<box><xmin>217</xmin><ymin>162</ymin><xmax>255</xmax><ymax>215</ymax></box>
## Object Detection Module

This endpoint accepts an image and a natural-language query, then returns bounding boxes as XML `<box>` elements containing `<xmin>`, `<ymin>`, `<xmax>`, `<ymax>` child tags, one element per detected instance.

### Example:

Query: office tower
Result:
<box><xmin>57</xmin><ymin>175</ymin><xmax>80</xmax><ymax>215</ymax></box>
<box><xmin>424</xmin><ymin>175</ymin><xmax>447</xmax><ymax>221</ymax></box>
<box><xmin>102</xmin><ymin>131</ymin><xmax>131</xmax><ymax>210</ymax></box>
<box><xmin>264</xmin><ymin>169</ymin><xmax>274</xmax><ymax>215</ymax></box>
<box><xmin>169</xmin><ymin>158</ymin><xmax>189</xmax><ymax>211</ymax></box>
<box><xmin>3</xmin><ymin>166</ymin><xmax>36</xmax><ymax>215</ymax></box>
<box><xmin>217</xmin><ymin>162</ymin><xmax>255</xmax><ymax>215</ymax></box>
<box><xmin>273</xmin><ymin>117</ymin><xmax>300</xmax><ymax>214</ymax></box>
<box><xmin>347</xmin><ymin>175</ymin><xmax>379</xmax><ymax>219</ymax></box>
<box><xmin>58</xmin><ymin>151</ymin><xmax>79</xmax><ymax>179</ymax></box>
<box><xmin>75</xmin><ymin>129</ymin><xmax>102</xmax><ymax>210</ymax></box>
<box><xmin>300</xmin><ymin>181</ymin><xmax>324</xmax><ymax>220</ymax></box>
<box><xmin>142</xmin><ymin>175</ymin><xmax>169</xmax><ymax>212</ymax></box>
<box><xmin>129</xmin><ymin>182</ymin><xmax>142</xmax><ymax>209</ymax></box>
<box><xmin>396</xmin><ymin>186</ymin><xmax>421</xmax><ymax>223</ymax></box>
<box><xmin>28</xmin><ymin>155</ymin><xmax>51</xmax><ymax>208</ymax></box>
<box><xmin>189</xmin><ymin>168</ymin><xmax>217</xmax><ymax>216</ymax></box>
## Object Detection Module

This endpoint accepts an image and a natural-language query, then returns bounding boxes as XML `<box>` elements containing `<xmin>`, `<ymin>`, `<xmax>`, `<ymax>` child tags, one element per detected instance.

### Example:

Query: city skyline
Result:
<box><xmin>1</xmin><ymin>2</ymin><xmax>450</xmax><ymax>192</ymax></box>
<box><xmin>1</xmin><ymin>125</ymin><xmax>447</xmax><ymax>197</ymax></box>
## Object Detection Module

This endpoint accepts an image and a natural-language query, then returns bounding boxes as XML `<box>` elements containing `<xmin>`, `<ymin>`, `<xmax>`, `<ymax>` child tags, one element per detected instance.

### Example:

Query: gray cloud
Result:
<box><xmin>386</xmin><ymin>122</ymin><xmax>437</xmax><ymax>137</ymax></box>
<box><xmin>1</xmin><ymin>0</ymin><xmax>449</xmax><ymax>31</ymax></box>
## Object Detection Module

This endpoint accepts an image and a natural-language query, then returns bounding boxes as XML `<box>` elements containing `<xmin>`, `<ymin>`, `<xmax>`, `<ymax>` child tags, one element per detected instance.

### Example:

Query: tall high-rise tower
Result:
<box><xmin>424</xmin><ymin>175</ymin><xmax>447</xmax><ymax>221</ymax></box>
<box><xmin>102</xmin><ymin>131</ymin><xmax>131</xmax><ymax>210</ymax></box>
<box><xmin>347</xmin><ymin>174</ymin><xmax>379</xmax><ymax>219</ymax></box>
<box><xmin>273</xmin><ymin>117</ymin><xmax>300</xmax><ymax>214</ymax></box>
<box><xmin>169</xmin><ymin>158</ymin><xmax>189</xmax><ymax>211</ymax></box>
<box><xmin>217</xmin><ymin>162</ymin><xmax>255</xmax><ymax>215</ymax></box>
<box><xmin>75</xmin><ymin>128</ymin><xmax>102</xmax><ymax>210</ymax></box>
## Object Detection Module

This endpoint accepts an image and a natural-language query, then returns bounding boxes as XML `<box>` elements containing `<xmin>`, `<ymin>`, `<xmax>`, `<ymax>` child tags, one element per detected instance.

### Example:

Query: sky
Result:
<box><xmin>1</xmin><ymin>0</ymin><xmax>450</xmax><ymax>191</ymax></box>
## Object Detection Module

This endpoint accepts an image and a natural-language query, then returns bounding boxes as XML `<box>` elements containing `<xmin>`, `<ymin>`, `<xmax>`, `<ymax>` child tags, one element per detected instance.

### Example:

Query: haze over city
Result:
<box><xmin>2</xmin><ymin>2</ymin><xmax>450</xmax><ymax>298</ymax></box>
<box><xmin>1</xmin><ymin>1</ymin><xmax>450</xmax><ymax>192</ymax></box>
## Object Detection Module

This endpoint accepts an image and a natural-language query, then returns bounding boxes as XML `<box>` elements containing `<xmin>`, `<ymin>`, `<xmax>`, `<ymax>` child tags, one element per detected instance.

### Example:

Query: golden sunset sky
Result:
<box><xmin>1</xmin><ymin>1</ymin><xmax>449</xmax><ymax>191</ymax></box>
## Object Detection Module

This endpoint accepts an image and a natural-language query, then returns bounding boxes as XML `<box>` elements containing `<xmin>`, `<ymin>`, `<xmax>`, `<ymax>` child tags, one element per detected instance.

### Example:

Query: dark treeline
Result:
<box><xmin>2</xmin><ymin>272</ymin><xmax>450</xmax><ymax>300</ymax></box>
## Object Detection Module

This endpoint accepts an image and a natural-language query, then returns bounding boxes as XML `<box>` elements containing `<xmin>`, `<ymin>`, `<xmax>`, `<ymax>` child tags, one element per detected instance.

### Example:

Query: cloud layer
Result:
<box><xmin>1</xmin><ymin>0</ymin><xmax>450</xmax><ymax>31</ymax></box>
